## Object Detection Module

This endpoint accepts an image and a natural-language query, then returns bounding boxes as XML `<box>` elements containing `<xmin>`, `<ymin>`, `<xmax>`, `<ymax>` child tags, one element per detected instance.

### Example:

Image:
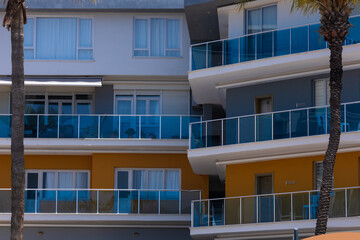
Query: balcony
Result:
<box><xmin>0</xmin><ymin>189</ymin><xmax>201</xmax><ymax>225</ymax></box>
<box><xmin>190</xmin><ymin>101</ymin><xmax>360</xmax><ymax>150</ymax></box>
<box><xmin>191</xmin><ymin>15</ymin><xmax>360</xmax><ymax>71</ymax></box>
<box><xmin>191</xmin><ymin>187</ymin><xmax>360</xmax><ymax>237</ymax></box>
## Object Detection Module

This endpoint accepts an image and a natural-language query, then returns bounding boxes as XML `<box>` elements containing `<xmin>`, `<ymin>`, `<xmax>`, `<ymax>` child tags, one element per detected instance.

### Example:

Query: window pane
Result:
<box><xmin>133</xmin><ymin>170</ymin><xmax>146</xmax><ymax>189</ymax></box>
<box><xmin>117</xmin><ymin>171</ymin><xmax>129</xmax><ymax>189</ymax></box>
<box><xmin>24</xmin><ymin>49</ymin><xmax>34</xmax><ymax>60</ymax></box>
<box><xmin>79</xmin><ymin>19</ymin><xmax>92</xmax><ymax>47</ymax></box>
<box><xmin>77</xmin><ymin>102</ymin><xmax>91</xmax><ymax>114</ymax></box>
<box><xmin>36</xmin><ymin>18</ymin><xmax>58</xmax><ymax>59</ymax></box>
<box><xmin>57</xmin><ymin>18</ymin><xmax>77</xmax><ymax>60</ymax></box>
<box><xmin>166</xmin><ymin>19</ymin><xmax>180</xmax><ymax>49</ymax></box>
<box><xmin>166</xmin><ymin>170</ymin><xmax>179</xmax><ymax>190</ymax></box>
<box><xmin>62</xmin><ymin>103</ymin><xmax>73</xmax><ymax>114</ymax></box>
<box><xmin>135</xmin><ymin>19</ymin><xmax>148</xmax><ymax>49</ymax></box>
<box><xmin>48</xmin><ymin>102</ymin><xmax>59</xmax><ymax>114</ymax></box>
<box><xmin>58</xmin><ymin>172</ymin><xmax>73</xmax><ymax>189</ymax></box>
<box><xmin>43</xmin><ymin>172</ymin><xmax>55</xmax><ymax>189</ymax></box>
<box><xmin>117</xmin><ymin>99</ymin><xmax>132</xmax><ymax>114</ymax></box>
<box><xmin>262</xmin><ymin>6</ymin><xmax>277</xmax><ymax>31</ymax></box>
<box><xmin>78</xmin><ymin>49</ymin><xmax>93</xmax><ymax>60</ymax></box>
<box><xmin>148</xmin><ymin>170</ymin><xmax>164</xmax><ymax>189</ymax></box>
<box><xmin>27</xmin><ymin>173</ymin><xmax>38</xmax><ymax>189</ymax></box>
<box><xmin>150</xmin><ymin>100</ymin><xmax>160</xmax><ymax>115</ymax></box>
<box><xmin>25</xmin><ymin>101</ymin><xmax>45</xmax><ymax>114</ymax></box>
<box><xmin>76</xmin><ymin>172</ymin><xmax>88</xmax><ymax>189</ymax></box>
<box><xmin>24</xmin><ymin>18</ymin><xmax>34</xmax><ymax>47</ymax></box>
<box><xmin>247</xmin><ymin>9</ymin><xmax>261</xmax><ymax>34</ymax></box>
<box><xmin>315</xmin><ymin>80</ymin><xmax>326</xmax><ymax>106</ymax></box>
<box><xmin>166</xmin><ymin>50</ymin><xmax>180</xmax><ymax>57</ymax></box>
<box><xmin>134</xmin><ymin>50</ymin><xmax>149</xmax><ymax>57</ymax></box>
<box><xmin>315</xmin><ymin>162</ymin><xmax>323</xmax><ymax>190</ymax></box>
<box><xmin>136</xmin><ymin>100</ymin><xmax>146</xmax><ymax>114</ymax></box>
<box><xmin>150</xmin><ymin>18</ymin><xmax>165</xmax><ymax>56</ymax></box>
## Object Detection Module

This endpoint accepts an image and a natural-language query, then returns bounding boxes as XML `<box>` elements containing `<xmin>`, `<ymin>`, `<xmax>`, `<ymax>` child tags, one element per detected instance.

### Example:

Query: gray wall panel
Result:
<box><xmin>95</xmin><ymin>85</ymin><xmax>114</xmax><ymax>114</ymax></box>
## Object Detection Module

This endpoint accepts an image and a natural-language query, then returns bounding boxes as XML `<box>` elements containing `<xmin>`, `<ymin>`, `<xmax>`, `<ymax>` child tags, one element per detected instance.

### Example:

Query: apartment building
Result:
<box><xmin>0</xmin><ymin>1</ymin><xmax>209</xmax><ymax>239</ymax></box>
<box><xmin>187</xmin><ymin>0</ymin><xmax>360</xmax><ymax>239</ymax></box>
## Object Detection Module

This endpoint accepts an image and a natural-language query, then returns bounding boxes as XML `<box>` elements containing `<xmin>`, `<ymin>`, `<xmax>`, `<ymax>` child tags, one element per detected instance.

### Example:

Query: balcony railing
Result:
<box><xmin>0</xmin><ymin>189</ymin><xmax>201</xmax><ymax>215</ymax></box>
<box><xmin>192</xmin><ymin>187</ymin><xmax>360</xmax><ymax>228</ymax></box>
<box><xmin>190</xmin><ymin>101</ymin><xmax>360</xmax><ymax>149</ymax></box>
<box><xmin>0</xmin><ymin>114</ymin><xmax>201</xmax><ymax>140</ymax></box>
<box><xmin>190</xmin><ymin>15</ymin><xmax>360</xmax><ymax>71</ymax></box>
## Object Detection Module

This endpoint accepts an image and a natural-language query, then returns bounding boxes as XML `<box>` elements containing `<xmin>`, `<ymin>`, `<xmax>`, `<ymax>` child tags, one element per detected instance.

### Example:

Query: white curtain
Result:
<box><xmin>247</xmin><ymin>9</ymin><xmax>261</xmax><ymax>34</ymax></box>
<box><xmin>24</xmin><ymin>18</ymin><xmax>34</xmax><ymax>59</ymax></box>
<box><xmin>133</xmin><ymin>170</ymin><xmax>146</xmax><ymax>189</ymax></box>
<box><xmin>315</xmin><ymin>80</ymin><xmax>326</xmax><ymax>106</ymax></box>
<box><xmin>150</xmin><ymin>100</ymin><xmax>160</xmax><ymax>115</ymax></box>
<box><xmin>57</xmin><ymin>18</ymin><xmax>77</xmax><ymax>59</ymax></box>
<box><xmin>166</xmin><ymin>170</ymin><xmax>179</xmax><ymax>190</ymax></box>
<box><xmin>117</xmin><ymin>99</ymin><xmax>132</xmax><ymax>114</ymax></box>
<box><xmin>148</xmin><ymin>170</ymin><xmax>164</xmax><ymax>189</ymax></box>
<box><xmin>134</xmin><ymin>19</ymin><xmax>148</xmax><ymax>56</ymax></box>
<box><xmin>36</xmin><ymin>18</ymin><xmax>57</xmax><ymax>59</ymax></box>
<box><xmin>262</xmin><ymin>6</ymin><xmax>277</xmax><ymax>31</ymax></box>
<box><xmin>43</xmin><ymin>172</ymin><xmax>55</xmax><ymax>188</ymax></box>
<box><xmin>166</xmin><ymin>19</ymin><xmax>180</xmax><ymax>56</ymax></box>
<box><xmin>150</xmin><ymin>18</ymin><xmax>165</xmax><ymax>56</ymax></box>
<box><xmin>76</xmin><ymin>172</ymin><xmax>88</xmax><ymax>189</ymax></box>
<box><xmin>79</xmin><ymin>19</ymin><xmax>92</xmax><ymax>47</ymax></box>
<box><xmin>136</xmin><ymin>100</ymin><xmax>146</xmax><ymax>114</ymax></box>
<box><xmin>58</xmin><ymin>172</ymin><xmax>73</xmax><ymax>189</ymax></box>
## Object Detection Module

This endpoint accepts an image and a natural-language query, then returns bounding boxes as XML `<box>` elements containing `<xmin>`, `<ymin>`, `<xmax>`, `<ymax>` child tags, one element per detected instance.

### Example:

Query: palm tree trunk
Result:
<box><xmin>9</xmin><ymin>2</ymin><xmax>25</xmax><ymax>240</ymax></box>
<box><xmin>315</xmin><ymin>40</ymin><xmax>343</xmax><ymax>235</ymax></box>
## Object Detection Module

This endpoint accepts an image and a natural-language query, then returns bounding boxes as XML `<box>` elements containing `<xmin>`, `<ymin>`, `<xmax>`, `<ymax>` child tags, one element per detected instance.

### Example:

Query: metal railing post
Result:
<box><xmin>205</xmin><ymin>122</ymin><xmax>208</xmax><ymax>147</ymax></box>
<box><xmin>289</xmin><ymin>111</ymin><xmax>292</xmax><ymax>138</ymax></box>
<box><xmin>118</xmin><ymin>116</ymin><xmax>121</xmax><ymax>139</ymax></box>
<box><xmin>77</xmin><ymin>116</ymin><xmax>81</xmax><ymax>138</ymax></box>
<box><xmin>138</xmin><ymin>190</ymin><xmax>140</xmax><ymax>214</ymax></box>
<box><xmin>272</xmin><ymin>113</ymin><xmax>274</xmax><ymax>140</ymax></box>
<box><xmin>189</xmin><ymin>46</ymin><xmax>192</xmax><ymax>71</ymax></box>
<box><xmin>208</xmin><ymin>200</ymin><xmax>210</xmax><ymax>226</ymax></box>
<box><xmin>325</xmin><ymin>107</ymin><xmax>328</xmax><ymax>134</ymax></box>
<box><xmin>307</xmin><ymin>109</ymin><xmax>310</xmax><ymax>136</ymax></box>
<box><xmin>256</xmin><ymin>196</ymin><xmax>259</xmax><ymax>223</ymax></box>
<box><xmin>35</xmin><ymin>190</ymin><xmax>38</xmax><ymax>214</ymax></box>
<box><xmin>139</xmin><ymin>117</ymin><xmax>142</xmax><ymax>139</ymax></box>
<box><xmin>180</xmin><ymin>116</ymin><xmax>183</xmax><ymax>140</ymax></box>
<box><xmin>255</xmin><ymin>35</ymin><xmax>258</xmax><ymax>60</ymax></box>
<box><xmin>158</xmin><ymin>191</ymin><xmax>161</xmax><ymax>214</ymax></box>
<box><xmin>76</xmin><ymin>190</ymin><xmax>79</xmax><ymax>214</ymax></box>
<box><xmin>191</xmin><ymin>201</ymin><xmax>194</xmax><ymax>227</ymax></box>
<box><xmin>96</xmin><ymin>190</ymin><xmax>99</xmax><ymax>214</ymax></box>
<box><xmin>223</xmin><ymin>199</ymin><xmax>226</xmax><ymax>225</ymax></box>
<box><xmin>254</xmin><ymin>116</ymin><xmax>257</xmax><ymax>142</ymax></box>
<box><xmin>222</xmin><ymin>40</ymin><xmax>225</xmax><ymax>66</ymax></box>
<box><xmin>344</xmin><ymin>104</ymin><xmax>347</xmax><ymax>132</ymax></box>
<box><xmin>221</xmin><ymin>119</ymin><xmax>224</xmax><ymax>146</ymax></box>
<box><xmin>159</xmin><ymin>116</ymin><xmax>162</xmax><ymax>139</ymax></box>
<box><xmin>189</xmin><ymin>124</ymin><xmax>192</xmax><ymax>149</ymax></box>
<box><xmin>57</xmin><ymin>115</ymin><xmax>60</xmax><ymax>138</ymax></box>
<box><xmin>239</xmin><ymin>197</ymin><xmax>242</xmax><ymax>224</ymax></box>
<box><xmin>308</xmin><ymin>192</ymin><xmax>311</xmax><ymax>219</ymax></box>
<box><xmin>291</xmin><ymin>193</ymin><xmax>293</xmax><ymax>221</ymax></box>
<box><xmin>272</xmin><ymin>31</ymin><xmax>275</xmax><ymax>57</ymax></box>
<box><xmin>238</xmin><ymin>117</ymin><xmax>240</xmax><ymax>144</ymax></box>
<box><xmin>273</xmin><ymin>194</ymin><xmax>276</xmax><ymax>222</ymax></box>
<box><xmin>97</xmin><ymin>115</ymin><xmax>101</xmax><ymax>139</ymax></box>
<box><xmin>117</xmin><ymin>190</ymin><xmax>120</xmax><ymax>214</ymax></box>
<box><xmin>36</xmin><ymin>115</ymin><xmax>39</xmax><ymax>138</ymax></box>
<box><xmin>345</xmin><ymin>189</ymin><xmax>348</xmax><ymax>217</ymax></box>
<box><xmin>55</xmin><ymin>190</ymin><xmax>58</xmax><ymax>214</ymax></box>
<box><xmin>179</xmin><ymin>190</ymin><xmax>182</xmax><ymax>214</ymax></box>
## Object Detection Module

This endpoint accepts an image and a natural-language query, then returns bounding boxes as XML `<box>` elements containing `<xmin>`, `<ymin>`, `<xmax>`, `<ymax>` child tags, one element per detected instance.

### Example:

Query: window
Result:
<box><xmin>314</xmin><ymin>79</ymin><xmax>330</xmax><ymax>106</ymax></box>
<box><xmin>314</xmin><ymin>161</ymin><xmax>333</xmax><ymax>190</ymax></box>
<box><xmin>115</xmin><ymin>95</ymin><xmax>160</xmax><ymax>115</ymax></box>
<box><xmin>25</xmin><ymin>94</ymin><xmax>93</xmax><ymax>114</ymax></box>
<box><xmin>24</xmin><ymin>17</ymin><xmax>93</xmax><ymax>60</ymax></box>
<box><xmin>246</xmin><ymin>5</ymin><xmax>277</xmax><ymax>34</ymax></box>
<box><xmin>115</xmin><ymin>169</ymin><xmax>180</xmax><ymax>190</ymax></box>
<box><xmin>134</xmin><ymin>18</ymin><xmax>181</xmax><ymax>57</ymax></box>
<box><xmin>25</xmin><ymin>170</ymin><xmax>90</xmax><ymax>189</ymax></box>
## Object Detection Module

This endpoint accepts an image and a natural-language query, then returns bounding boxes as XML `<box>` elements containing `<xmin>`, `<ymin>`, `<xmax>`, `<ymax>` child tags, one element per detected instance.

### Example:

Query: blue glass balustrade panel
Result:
<box><xmin>80</xmin><ymin>116</ymin><xmax>98</xmax><ymax>138</ymax></box>
<box><xmin>309</xmin><ymin>107</ymin><xmax>327</xmax><ymax>136</ymax></box>
<box><xmin>57</xmin><ymin>190</ymin><xmax>76</xmax><ymax>213</ymax></box>
<box><xmin>292</xmin><ymin>192</ymin><xmax>309</xmax><ymax>220</ymax></box>
<box><xmin>209</xmin><ymin>199</ymin><xmax>225</xmax><ymax>226</ymax></box>
<box><xmin>0</xmin><ymin>115</ymin><xmax>11</xmax><ymax>138</ymax></box>
<box><xmin>193</xmin><ymin>201</ymin><xmax>209</xmax><ymax>227</ymax></box>
<box><xmin>347</xmin><ymin>188</ymin><xmax>360</xmax><ymax>217</ymax></box>
<box><xmin>161</xmin><ymin>116</ymin><xmax>180</xmax><ymax>139</ymax></box>
<box><xmin>192</xmin><ymin>44</ymin><xmax>207</xmax><ymax>70</ymax></box>
<box><xmin>273</xmin><ymin>112</ymin><xmax>290</xmax><ymax>140</ymax></box>
<box><xmin>329</xmin><ymin>190</ymin><xmax>346</xmax><ymax>218</ymax></box>
<box><xmin>37</xmin><ymin>190</ymin><xmax>56</xmax><ymax>213</ymax></box>
<box><xmin>182</xmin><ymin>116</ymin><xmax>201</xmax><ymax>139</ymax></box>
<box><xmin>140</xmin><ymin>191</ymin><xmax>159</xmax><ymax>214</ymax></box>
<box><xmin>224</xmin><ymin>38</ymin><xmax>240</xmax><ymax>65</ymax></box>
<box><xmin>100</xmin><ymin>116</ymin><xmax>119</xmax><ymax>138</ymax></box>
<box><xmin>275</xmin><ymin>194</ymin><xmax>291</xmax><ymax>222</ymax></box>
<box><xmin>258</xmin><ymin>195</ymin><xmax>274</xmax><ymax>223</ymax></box>
<box><xmin>274</xmin><ymin>29</ymin><xmax>290</xmax><ymax>56</ymax></box>
<box><xmin>240</xmin><ymin>116</ymin><xmax>255</xmax><ymax>143</ymax></box>
<box><xmin>309</xmin><ymin>24</ymin><xmax>326</xmax><ymax>51</ymax></box>
<box><xmin>24</xmin><ymin>115</ymin><xmax>37</xmax><ymax>138</ymax></box>
<box><xmin>256</xmin><ymin>114</ymin><xmax>272</xmax><ymax>141</ymax></box>
<box><xmin>291</xmin><ymin>26</ymin><xmax>309</xmax><ymax>54</ymax></box>
<box><xmin>39</xmin><ymin>115</ymin><xmax>58</xmax><ymax>138</ymax></box>
<box><xmin>141</xmin><ymin>116</ymin><xmax>160</xmax><ymax>139</ymax></box>
<box><xmin>291</xmin><ymin>109</ymin><xmax>308</xmax><ymax>138</ymax></box>
<box><xmin>224</xmin><ymin>118</ymin><xmax>238</xmax><ymax>145</ymax></box>
<box><xmin>160</xmin><ymin>191</ymin><xmax>179</xmax><ymax>214</ymax></box>
<box><xmin>98</xmin><ymin>190</ymin><xmax>114</xmax><ymax>213</ymax></box>
<box><xmin>59</xmin><ymin>115</ymin><xmax>78</xmax><ymax>138</ymax></box>
<box><xmin>257</xmin><ymin>32</ymin><xmax>274</xmax><ymax>59</ymax></box>
<box><xmin>240</xmin><ymin>35</ymin><xmax>256</xmax><ymax>62</ymax></box>
<box><xmin>78</xmin><ymin>190</ymin><xmax>97</xmax><ymax>213</ymax></box>
<box><xmin>207</xmin><ymin>120</ymin><xmax>222</xmax><ymax>147</ymax></box>
<box><xmin>346</xmin><ymin>102</ymin><xmax>360</xmax><ymax>132</ymax></box>
<box><xmin>25</xmin><ymin>190</ymin><xmax>36</xmax><ymax>213</ymax></box>
<box><xmin>191</xmin><ymin>122</ymin><xmax>205</xmax><ymax>149</ymax></box>
<box><xmin>208</xmin><ymin>41</ymin><xmax>223</xmax><ymax>68</ymax></box>
<box><xmin>120</xmin><ymin>116</ymin><xmax>140</xmax><ymax>139</ymax></box>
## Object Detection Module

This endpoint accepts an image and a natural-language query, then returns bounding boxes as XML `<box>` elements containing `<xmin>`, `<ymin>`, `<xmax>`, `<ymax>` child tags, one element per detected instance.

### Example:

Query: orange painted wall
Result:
<box><xmin>226</xmin><ymin>151</ymin><xmax>360</xmax><ymax>197</ymax></box>
<box><xmin>24</xmin><ymin>155</ymin><xmax>92</xmax><ymax>170</ymax></box>
<box><xmin>0</xmin><ymin>155</ymin><xmax>11</xmax><ymax>188</ymax></box>
<box><xmin>92</xmin><ymin>153</ymin><xmax>209</xmax><ymax>198</ymax></box>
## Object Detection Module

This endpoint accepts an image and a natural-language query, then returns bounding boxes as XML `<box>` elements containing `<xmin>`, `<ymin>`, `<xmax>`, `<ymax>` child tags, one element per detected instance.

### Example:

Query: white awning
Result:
<box><xmin>0</xmin><ymin>77</ymin><xmax>102</xmax><ymax>87</ymax></box>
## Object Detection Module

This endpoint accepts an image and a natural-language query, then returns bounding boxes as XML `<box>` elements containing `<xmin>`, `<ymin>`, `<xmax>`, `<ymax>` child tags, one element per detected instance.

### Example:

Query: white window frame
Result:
<box><xmin>25</xmin><ymin>170</ymin><xmax>90</xmax><ymax>189</ymax></box>
<box><xmin>25</xmin><ymin>16</ymin><xmax>94</xmax><ymax>61</ymax></box>
<box><xmin>114</xmin><ymin>168</ymin><xmax>181</xmax><ymax>190</ymax></box>
<box><xmin>25</xmin><ymin>93</ymin><xmax>94</xmax><ymax>114</ymax></box>
<box><xmin>133</xmin><ymin>17</ymin><xmax>182</xmax><ymax>58</ymax></box>
<box><xmin>246</xmin><ymin>4</ymin><xmax>277</xmax><ymax>34</ymax></box>
<box><xmin>114</xmin><ymin>92</ymin><xmax>162</xmax><ymax>115</ymax></box>
<box><xmin>314</xmin><ymin>78</ymin><xmax>330</xmax><ymax>106</ymax></box>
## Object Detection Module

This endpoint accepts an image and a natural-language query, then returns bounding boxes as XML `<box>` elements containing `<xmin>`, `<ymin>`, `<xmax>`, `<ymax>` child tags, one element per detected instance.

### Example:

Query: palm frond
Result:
<box><xmin>235</xmin><ymin>0</ymin><xmax>256</xmax><ymax>10</ymax></box>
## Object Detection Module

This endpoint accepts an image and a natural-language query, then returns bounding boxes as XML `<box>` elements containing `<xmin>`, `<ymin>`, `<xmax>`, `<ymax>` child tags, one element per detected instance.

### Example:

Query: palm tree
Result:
<box><xmin>237</xmin><ymin>0</ymin><xmax>356</xmax><ymax>235</ymax></box>
<box><xmin>3</xmin><ymin>0</ymin><xmax>27</xmax><ymax>239</ymax></box>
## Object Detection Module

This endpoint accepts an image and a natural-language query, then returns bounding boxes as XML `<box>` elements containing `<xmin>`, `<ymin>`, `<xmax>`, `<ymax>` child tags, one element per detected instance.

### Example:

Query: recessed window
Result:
<box><xmin>134</xmin><ymin>18</ymin><xmax>181</xmax><ymax>57</ymax></box>
<box><xmin>314</xmin><ymin>79</ymin><xmax>330</xmax><ymax>106</ymax></box>
<box><xmin>115</xmin><ymin>169</ymin><xmax>180</xmax><ymax>190</ymax></box>
<box><xmin>24</xmin><ymin>17</ymin><xmax>93</xmax><ymax>60</ymax></box>
<box><xmin>246</xmin><ymin>5</ymin><xmax>277</xmax><ymax>34</ymax></box>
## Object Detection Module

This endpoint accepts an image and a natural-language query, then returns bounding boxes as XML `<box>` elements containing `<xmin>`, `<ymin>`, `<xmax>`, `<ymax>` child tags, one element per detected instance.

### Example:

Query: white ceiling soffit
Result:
<box><xmin>0</xmin><ymin>78</ymin><xmax>103</xmax><ymax>87</ymax></box>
